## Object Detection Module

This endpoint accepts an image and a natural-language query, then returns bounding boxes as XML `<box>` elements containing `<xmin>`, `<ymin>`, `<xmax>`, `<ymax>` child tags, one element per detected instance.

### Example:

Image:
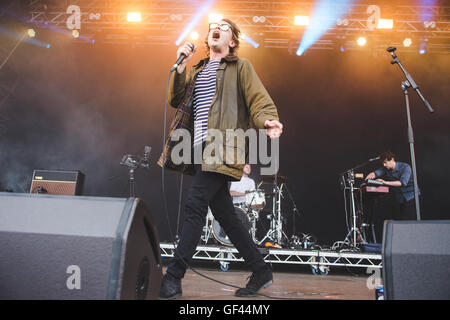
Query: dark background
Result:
<box><xmin>1</xmin><ymin>27</ymin><xmax>449</xmax><ymax>246</ymax></box>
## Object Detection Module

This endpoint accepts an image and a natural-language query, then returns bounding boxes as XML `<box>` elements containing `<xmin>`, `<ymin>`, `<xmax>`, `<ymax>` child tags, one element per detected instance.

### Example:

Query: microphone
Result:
<box><xmin>369</xmin><ymin>156</ymin><xmax>380</xmax><ymax>162</ymax></box>
<box><xmin>143</xmin><ymin>146</ymin><xmax>151</xmax><ymax>162</ymax></box>
<box><xmin>387</xmin><ymin>46</ymin><xmax>397</xmax><ymax>53</ymax></box>
<box><xmin>170</xmin><ymin>43</ymin><xmax>196</xmax><ymax>72</ymax></box>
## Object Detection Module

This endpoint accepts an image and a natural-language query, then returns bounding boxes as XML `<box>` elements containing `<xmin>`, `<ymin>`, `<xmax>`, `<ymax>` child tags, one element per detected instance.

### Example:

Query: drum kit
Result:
<box><xmin>201</xmin><ymin>174</ymin><xmax>293</xmax><ymax>247</ymax></box>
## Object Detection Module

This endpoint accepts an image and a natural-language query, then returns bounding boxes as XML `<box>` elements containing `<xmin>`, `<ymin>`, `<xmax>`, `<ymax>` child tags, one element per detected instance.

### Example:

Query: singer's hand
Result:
<box><xmin>264</xmin><ymin>119</ymin><xmax>283</xmax><ymax>139</ymax></box>
<box><xmin>176</xmin><ymin>42</ymin><xmax>196</xmax><ymax>73</ymax></box>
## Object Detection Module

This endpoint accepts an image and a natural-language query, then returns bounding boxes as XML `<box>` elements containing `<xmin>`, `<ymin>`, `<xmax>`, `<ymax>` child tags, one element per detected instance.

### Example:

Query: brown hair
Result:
<box><xmin>204</xmin><ymin>18</ymin><xmax>241</xmax><ymax>56</ymax></box>
<box><xmin>380</xmin><ymin>150</ymin><xmax>396</xmax><ymax>162</ymax></box>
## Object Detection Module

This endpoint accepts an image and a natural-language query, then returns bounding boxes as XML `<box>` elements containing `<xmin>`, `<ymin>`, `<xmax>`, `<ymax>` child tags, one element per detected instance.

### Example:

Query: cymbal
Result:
<box><xmin>260</xmin><ymin>174</ymin><xmax>287</xmax><ymax>184</ymax></box>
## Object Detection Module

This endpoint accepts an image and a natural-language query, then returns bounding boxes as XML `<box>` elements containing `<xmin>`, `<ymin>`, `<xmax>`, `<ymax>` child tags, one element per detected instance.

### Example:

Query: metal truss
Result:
<box><xmin>160</xmin><ymin>242</ymin><xmax>382</xmax><ymax>274</ymax></box>
<box><xmin>24</xmin><ymin>1</ymin><xmax>450</xmax><ymax>53</ymax></box>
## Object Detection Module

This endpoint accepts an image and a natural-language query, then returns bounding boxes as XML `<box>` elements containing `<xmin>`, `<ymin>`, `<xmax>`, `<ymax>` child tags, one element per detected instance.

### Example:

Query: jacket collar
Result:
<box><xmin>193</xmin><ymin>54</ymin><xmax>238</xmax><ymax>68</ymax></box>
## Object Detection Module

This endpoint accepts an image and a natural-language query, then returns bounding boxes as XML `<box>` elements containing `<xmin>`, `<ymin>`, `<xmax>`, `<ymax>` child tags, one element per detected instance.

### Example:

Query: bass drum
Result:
<box><xmin>212</xmin><ymin>206</ymin><xmax>251</xmax><ymax>247</ymax></box>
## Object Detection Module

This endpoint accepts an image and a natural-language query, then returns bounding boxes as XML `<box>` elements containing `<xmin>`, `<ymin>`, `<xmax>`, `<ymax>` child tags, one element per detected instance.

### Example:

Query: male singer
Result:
<box><xmin>158</xmin><ymin>18</ymin><xmax>282</xmax><ymax>299</ymax></box>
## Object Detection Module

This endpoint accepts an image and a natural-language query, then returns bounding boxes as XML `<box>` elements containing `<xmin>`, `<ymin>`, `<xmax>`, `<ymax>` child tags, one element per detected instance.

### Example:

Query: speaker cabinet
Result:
<box><xmin>30</xmin><ymin>170</ymin><xmax>84</xmax><ymax>195</ymax></box>
<box><xmin>0</xmin><ymin>193</ymin><xmax>162</xmax><ymax>300</ymax></box>
<box><xmin>382</xmin><ymin>220</ymin><xmax>450</xmax><ymax>300</ymax></box>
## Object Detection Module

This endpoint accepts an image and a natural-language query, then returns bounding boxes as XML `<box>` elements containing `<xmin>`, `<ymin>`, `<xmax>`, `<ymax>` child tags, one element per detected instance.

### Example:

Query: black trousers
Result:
<box><xmin>395</xmin><ymin>198</ymin><xmax>417</xmax><ymax>220</ymax></box>
<box><xmin>166</xmin><ymin>165</ymin><xmax>267</xmax><ymax>279</ymax></box>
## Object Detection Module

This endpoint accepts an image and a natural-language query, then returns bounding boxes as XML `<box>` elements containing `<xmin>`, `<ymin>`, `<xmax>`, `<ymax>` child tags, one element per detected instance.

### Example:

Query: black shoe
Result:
<box><xmin>159</xmin><ymin>273</ymin><xmax>182</xmax><ymax>300</ymax></box>
<box><xmin>235</xmin><ymin>267</ymin><xmax>273</xmax><ymax>297</ymax></box>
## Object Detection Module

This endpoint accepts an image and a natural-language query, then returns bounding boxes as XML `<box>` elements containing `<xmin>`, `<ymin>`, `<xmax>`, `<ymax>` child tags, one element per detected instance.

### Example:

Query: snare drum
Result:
<box><xmin>245</xmin><ymin>189</ymin><xmax>266</xmax><ymax>210</ymax></box>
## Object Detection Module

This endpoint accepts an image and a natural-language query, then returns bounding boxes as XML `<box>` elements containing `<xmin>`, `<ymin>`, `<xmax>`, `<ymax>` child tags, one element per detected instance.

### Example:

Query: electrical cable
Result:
<box><xmin>160</xmin><ymin>69</ymin><xmax>298</xmax><ymax>300</ymax></box>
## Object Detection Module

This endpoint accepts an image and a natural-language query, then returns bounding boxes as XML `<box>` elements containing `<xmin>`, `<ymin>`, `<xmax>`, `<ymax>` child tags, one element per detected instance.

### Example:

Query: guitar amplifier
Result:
<box><xmin>30</xmin><ymin>170</ymin><xmax>85</xmax><ymax>196</ymax></box>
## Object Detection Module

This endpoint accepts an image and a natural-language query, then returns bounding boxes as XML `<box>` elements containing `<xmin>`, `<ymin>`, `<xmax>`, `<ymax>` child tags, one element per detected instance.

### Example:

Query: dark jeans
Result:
<box><xmin>166</xmin><ymin>165</ymin><xmax>267</xmax><ymax>279</ymax></box>
<box><xmin>395</xmin><ymin>198</ymin><xmax>417</xmax><ymax>220</ymax></box>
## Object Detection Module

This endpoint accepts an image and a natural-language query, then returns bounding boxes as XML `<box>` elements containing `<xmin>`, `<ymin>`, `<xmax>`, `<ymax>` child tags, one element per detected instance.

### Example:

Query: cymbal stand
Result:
<box><xmin>258</xmin><ymin>183</ymin><xmax>288</xmax><ymax>246</ymax></box>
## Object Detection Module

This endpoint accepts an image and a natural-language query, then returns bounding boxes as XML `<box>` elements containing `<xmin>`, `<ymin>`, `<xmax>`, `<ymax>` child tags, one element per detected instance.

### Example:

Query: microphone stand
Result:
<box><xmin>340</xmin><ymin>157</ymin><xmax>379</xmax><ymax>248</ymax></box>
<box><xmin>120</xmin><ymin>146</ymin><xmax>151</xmax><ymax>198</ymax></box>
<box><xmin>386</xmin><ymin>47</ymin><xmax>435</xmax><ymax>221</ymax></box>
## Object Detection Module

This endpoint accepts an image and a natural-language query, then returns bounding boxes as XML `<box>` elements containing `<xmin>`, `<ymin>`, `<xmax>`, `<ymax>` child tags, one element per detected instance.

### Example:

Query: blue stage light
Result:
<box><xmin>296</xmin><ymin>0</ymin><xmax>353</xmax><ymax>56</ymax></box>
<box><xmin>175</xmin><ymin>0</ymin><xmax>216</xmax><ymax>46</ymax></box>
<box><xmin>241</xmin><ymin>34</ymin><xmax>259</xmax><ymax>49</ymax></box>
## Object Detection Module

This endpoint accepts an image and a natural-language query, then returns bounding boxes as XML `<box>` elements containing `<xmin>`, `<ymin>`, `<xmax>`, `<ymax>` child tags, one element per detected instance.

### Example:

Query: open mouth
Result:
<box><xmin>212</xmin><ymin>30</ymin><xmax>220</xmax><ymax>39</ymax></box>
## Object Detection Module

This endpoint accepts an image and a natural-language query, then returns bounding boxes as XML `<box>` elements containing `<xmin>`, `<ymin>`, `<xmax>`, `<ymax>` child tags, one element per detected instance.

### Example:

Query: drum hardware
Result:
<box><xmin>201</xmin><ymin>206</ymin><xmax>258</xmax><ymax>247</ymax></box>
<box><xmin>200</xmin><ymin>173</ymin><xmax>298</xmax><ymax>249</ymax></box>
<box><xmin>245</xmin><ymin>189</ymin><xmax>266</xmax><ymax>210</ymax></box>
<box><xmin>258</xmin><ymin>179</ymin><xmax>289</xmax><ymax>246</ymax></box>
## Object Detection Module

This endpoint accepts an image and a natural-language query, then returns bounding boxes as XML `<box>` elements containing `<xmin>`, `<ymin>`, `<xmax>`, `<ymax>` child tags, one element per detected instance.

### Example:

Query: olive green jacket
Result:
<box><xmin>158</xmin><ymin>54</ymin><xmax>279</xmax><ymax>181</ymax></box>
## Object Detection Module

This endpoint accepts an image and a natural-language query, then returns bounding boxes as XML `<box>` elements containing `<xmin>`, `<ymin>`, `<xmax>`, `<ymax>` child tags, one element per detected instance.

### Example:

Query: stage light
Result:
<box><xmin>294</xmin><ymin>16</ymin><xmax>309</xmax><ymax>26</ymax></box>
<box><xmin>419</xmin><ymin>41</ymin><xmax>426</xmax><ymax>54</ymax></box>
<box><xmin>27</xmin><ymin>28</ymin><xmax>36</xmax><ymax>38</ymax></box>
<box><xmin>241</xmin><ymin>34</ymin><xmax>259</xmax><ymax>48</ymax></box>
<box><xmin>175</xmin><ymin>0</ymin><xmax>215</xmax><ymax>46</ymax></box>
<box><xmin>253</xmin><ymin>16</ymin><xmax>266</xmax><ymax>23</ymax></box>
<box><xmin>336</xmin><ymin>18</ymin><xmax>349</xmax><ymax>26</ymax></box>
<box><xmin>296</xmin><ymin>0</ymin><xmax>353</xmax><ymax>56</ymax></box>
<box><xmin>72</xmin><ymin>29</ymin><xmax>79</xmax><ymax>38</ymax></box>
<box><xmin>377</xmin><ymin>18</ymin><xmax>394</xmax><ymax>29</ymax></box>
<box><xmin>403</xmin><ymin>38</ymin><xmax>412</xmax><ymax>47</ymax></box>
<box><xmin>357</xmin><ymin>36</ymin><xmax>366</xmax><ymax>46</ymax></box>
<box><xmin>209</xmin><ymin>13</ymin><xmax>223</xmax><ymax>23</ymax></box>
<box><xmin>189</xmin><ymin>31</ymin><xmax>199</xmax><ymax>41</ymax></box>
<box><xmin>127</xmin><ymin>12</ymin><xmax>142</xmax><ymax>22</ymax></box>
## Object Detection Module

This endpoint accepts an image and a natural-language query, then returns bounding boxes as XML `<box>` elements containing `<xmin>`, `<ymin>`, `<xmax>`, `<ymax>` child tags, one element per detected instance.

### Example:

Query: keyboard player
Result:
<box><xmin>365</xmin><ymin>150</ymin><xmax>419</xmax><ymax>220</ymax></box>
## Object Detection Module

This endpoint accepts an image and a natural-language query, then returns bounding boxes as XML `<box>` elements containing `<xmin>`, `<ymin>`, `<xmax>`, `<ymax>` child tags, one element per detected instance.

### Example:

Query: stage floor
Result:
<box><xmin>164</xmin><ymin>265</ymin><xmax>376</xmax><ymax>300</ymax></box>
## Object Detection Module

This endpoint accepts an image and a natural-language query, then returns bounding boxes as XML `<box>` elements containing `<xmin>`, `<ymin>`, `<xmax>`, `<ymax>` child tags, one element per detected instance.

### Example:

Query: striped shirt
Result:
<box><xmin>193</xmin><ymin>59</ymin><xmax>220</xmax><ymax>146</ymax></box>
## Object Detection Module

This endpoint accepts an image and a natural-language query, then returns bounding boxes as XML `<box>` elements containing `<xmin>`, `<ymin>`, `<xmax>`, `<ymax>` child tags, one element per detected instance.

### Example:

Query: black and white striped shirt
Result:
<box><xmin>193</xmin><ymin>59</ymin><xmax>220</xmax><ymax>146</ymax></box>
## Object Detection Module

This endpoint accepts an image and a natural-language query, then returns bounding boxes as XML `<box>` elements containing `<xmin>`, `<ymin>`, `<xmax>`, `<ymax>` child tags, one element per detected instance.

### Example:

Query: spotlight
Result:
<box><xmin>336</xmin><ymin>18</ymin><xmax>349</xmax><ymax>26</ymax></box>
<box><xmin>189</xmin><ymin>31</ymin><xmax>199</xmax><ymax>41</ymax></box>
<box><xmin>241</xmin><ymin>34</ymin><xmax>259</xmax><ymax>49</ymax></box>
<box><xmin>377</xmin><ymin>18</ymin><xmax>394</xmax><ymax>29</ymax></box>
<box><xmin>27</xmin><ymin>28</ymin><xmax>36</xmax><ymax>38</ymax></box>
<box><xmin>72</xmin><ymin>29</ymin><xmax>79</xmax><ymax>38</ymax></box>
<box><xmin>253</xmin><ymin>16</ymin><xmax>266</xmax><ymax>23</ymax></box>
<box><xmin>127</xmin><ymin>12</ymin><xmax>142</xmax><ymax>22</ymax></box>
<box><xmin>209</xmin><ymin>13</ymin><xmax>223</xmax><ymax>23</ymax></box>
<box><xmin>357</xmin><ymin>36</ymin><xmax>367</xmax><ymax>46</ymax></box>
<box><xmin>403</xmin><ymin>38</ymin><xmax>412</xmax><ymax>47</ymax></box>
<box><xmin>419</xmin><ymin>41</ymin><xmax>426</xmax><ymax>54</ymax></box>
<box><xmin>294</xmin><ymin>16</ymin><xmax>309</xmax><ymax>26</ymax></box>
<box><xmin>423</xmin><ymin>21</ymin><xmax>436</xmax><ymax>28</ymax></box>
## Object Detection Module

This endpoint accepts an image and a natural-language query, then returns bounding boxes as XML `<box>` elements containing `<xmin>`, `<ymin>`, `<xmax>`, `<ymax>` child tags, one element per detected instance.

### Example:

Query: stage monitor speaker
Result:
<box><xmin>0</xmin><ymin>193</ymin><xmax>162</xmax><ymax>300</ymax></box>
<box><xmin>30</xmin><ymin>170</ymin><xmax>84</xmax><ymax>195</ymax></box>
<box><xmin>382</xmin><ymin>220</ymin><xmax>450</xmax><ymax>300</ymax></box>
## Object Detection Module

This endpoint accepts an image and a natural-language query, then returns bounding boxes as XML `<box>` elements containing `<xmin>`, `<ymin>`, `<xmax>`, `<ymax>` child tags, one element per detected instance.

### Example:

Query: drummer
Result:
<box><xmin>229</xmin><ymin>164</ymin><xmax>256</xmax><ymax>205</ymax></box>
